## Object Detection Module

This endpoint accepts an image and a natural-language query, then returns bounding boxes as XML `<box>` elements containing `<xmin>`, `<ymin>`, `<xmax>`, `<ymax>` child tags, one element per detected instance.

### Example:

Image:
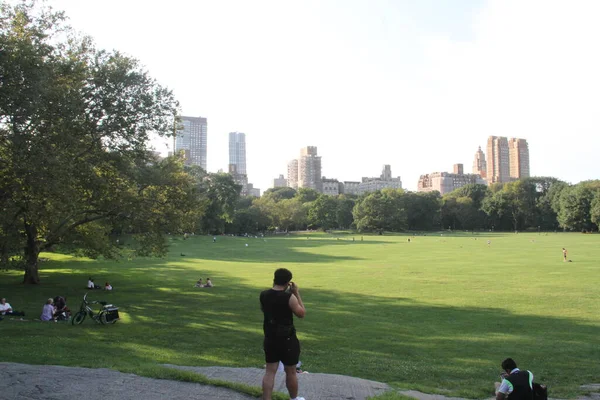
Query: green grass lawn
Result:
<box><xmin>1</xmin><ymin>232</ymin><xmax>599</xmax><ymax>399</ymax></box>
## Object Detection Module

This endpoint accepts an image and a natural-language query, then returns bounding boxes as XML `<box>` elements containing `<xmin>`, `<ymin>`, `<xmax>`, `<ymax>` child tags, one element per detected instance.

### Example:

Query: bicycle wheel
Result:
<box><xmin>99</xmin><ymin>311</ymin><xmax>118</xmax><ymax>324</ymax></box>
<box><xmin>72</xmin><ymin>311</ymin><xmax>86</xmax><ymax>325</ymax></box>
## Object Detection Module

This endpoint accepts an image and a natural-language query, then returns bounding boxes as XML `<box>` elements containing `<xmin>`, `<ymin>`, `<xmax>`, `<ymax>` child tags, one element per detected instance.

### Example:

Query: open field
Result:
<box><xmin>1</xmin><ymin>232</ymin><xmax>599</xmax><ymax>399</ymax></box>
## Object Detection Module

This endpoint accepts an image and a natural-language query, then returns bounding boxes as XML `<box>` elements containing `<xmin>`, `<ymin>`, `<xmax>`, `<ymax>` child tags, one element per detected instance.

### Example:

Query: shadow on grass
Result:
<box><xmin>1</xmin><ymin>263</ymin><xmax>598</xmax><ymax>400</ymax></box>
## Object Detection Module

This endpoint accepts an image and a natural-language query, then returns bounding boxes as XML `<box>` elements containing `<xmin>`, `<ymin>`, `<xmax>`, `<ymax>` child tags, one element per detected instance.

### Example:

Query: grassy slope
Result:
<box><xmin>0</xmin><ymin>232</ymin><xmax>598</xmax><ymax>398</ymax></box>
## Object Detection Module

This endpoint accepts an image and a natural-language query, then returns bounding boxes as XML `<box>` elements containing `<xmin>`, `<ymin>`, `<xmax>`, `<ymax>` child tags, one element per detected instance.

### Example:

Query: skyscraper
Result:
<box><xmin>228</xmin><ymin>132</ymin><xmax>246</xmax><ymax>175</ymax></box>
<box><xmin>175</xmin><ymin>116</ymin><xmax>207</xmax><ymax>170</ymax></box>
<box><xmin>287</xmin><ymin>159</ymin><xmax>298</xmax><ymax>190</ymax></box>
<box><xmin>509</xmin><ymin>138</ymin><xmax>530</xmax><ymax>179</ymax></box>
<box><xmin>298</xmin><ymin>146</ymin><xmax>322</xmax><ymax>192</ymax></box>
<box><xmin>486</xmin><ymin>136</ymin><xmax>510</xmax><ymax>184</ymax></box>
<box><xmin>472</xmin><ymin>146</ymin><xmax>487</xmax><ymax>179</ymax></box>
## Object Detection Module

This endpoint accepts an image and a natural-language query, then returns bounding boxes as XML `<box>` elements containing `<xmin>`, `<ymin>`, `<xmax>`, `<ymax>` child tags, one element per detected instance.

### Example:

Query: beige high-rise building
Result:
<box><xmin>472</xmin><ymin>146</ymin><xmax>487</xmax><ymax>179</ymax></box>
<box><xmin>417</xmin><ymin>164</ymin><xmax>486</xmax><ymax>195</ymax></box>
<box><xmin>509</xmin><ymin>138</ymin><xmax>530</xmax><ymax>179</ymax></box>
<box><xmin>486</xmin><ymin>136</ymin><xmax>510</xmax><ymax>184</ymax></box>
<box><xmin>287</xmin><ymin>159</ymin><xmax>298</xmax><ymax>190</ymax></box>
<box><xmin>298</xmin><ymin>146</ymin><xmax>322</xmax><ymax>192</ymax></box>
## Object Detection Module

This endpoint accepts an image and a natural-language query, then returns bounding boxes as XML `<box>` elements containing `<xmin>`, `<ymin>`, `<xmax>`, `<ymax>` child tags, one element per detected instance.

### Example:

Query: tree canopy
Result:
<box><xmin>0</xmin><ymin>2</ymin><xmax>194</xmax><ymax>282</ymax></box>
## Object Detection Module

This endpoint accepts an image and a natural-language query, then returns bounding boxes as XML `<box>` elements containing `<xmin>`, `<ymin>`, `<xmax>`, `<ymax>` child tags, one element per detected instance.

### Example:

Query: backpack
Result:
<box><xmin>532</xmin><ymin>382</ymin><xmax>547</xmax><ymax>400</ymax></box>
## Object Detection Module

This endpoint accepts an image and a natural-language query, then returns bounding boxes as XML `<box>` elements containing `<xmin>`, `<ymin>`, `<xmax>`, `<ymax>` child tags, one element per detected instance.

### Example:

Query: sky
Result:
<box><xmin>51</xmin><ymin>0</ymin><xmax>600</xmax><ymax>191</ymax></box>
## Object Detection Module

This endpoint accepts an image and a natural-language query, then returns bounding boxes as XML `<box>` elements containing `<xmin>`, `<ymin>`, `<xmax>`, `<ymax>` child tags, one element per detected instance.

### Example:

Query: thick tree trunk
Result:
<box><xmin>1</xmin><ymin>244</ymin><xmax>8</xmax><ymax>266</ymax></box>
<box><xmin>23</xmin><ymin>223</ymin><xmax>41</xmax><ymax>284</ymax></box>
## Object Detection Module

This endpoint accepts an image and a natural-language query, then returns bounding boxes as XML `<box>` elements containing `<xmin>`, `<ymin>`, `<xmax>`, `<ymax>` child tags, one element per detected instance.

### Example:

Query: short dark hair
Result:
<box><xmin>502</xmin><ymin>358</ymin><xmax>517</xmax><ymax>371</ymax></box>
<box><xmin>273</xmin><ymin>268</ymin><xmax>292</xmax><ymax>285</ymax></box>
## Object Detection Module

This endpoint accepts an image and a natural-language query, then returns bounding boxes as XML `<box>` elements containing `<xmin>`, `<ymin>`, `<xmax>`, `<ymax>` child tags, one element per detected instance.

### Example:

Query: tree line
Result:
<box><xmin>225</xmin><ymin>178</ymin><xmax>600</xmax><ymax>235</ymax></box>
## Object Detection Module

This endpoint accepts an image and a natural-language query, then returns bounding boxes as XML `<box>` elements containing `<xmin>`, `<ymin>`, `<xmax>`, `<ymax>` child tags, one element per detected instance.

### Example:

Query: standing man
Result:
<box><xmin>496</xmin><ymin>358</ymin><xmax>534</xmax><ymax>400</ymax></box>
<box><xmin>260</xmin><ymin>268</ymin><xmax>306</xmax><ymax>400</ymax></box>
<box><xmin>562</xmin><ymin>248</ymin><xmax>568</xmax><ymax>262</ymax></box>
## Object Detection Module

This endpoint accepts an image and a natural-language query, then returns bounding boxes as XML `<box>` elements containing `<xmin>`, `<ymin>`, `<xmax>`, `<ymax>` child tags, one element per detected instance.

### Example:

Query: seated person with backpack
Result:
<box><xmin>496</xmin><ymin>358</ymin><xmax>547</xmax><ymax>400</ymax></box>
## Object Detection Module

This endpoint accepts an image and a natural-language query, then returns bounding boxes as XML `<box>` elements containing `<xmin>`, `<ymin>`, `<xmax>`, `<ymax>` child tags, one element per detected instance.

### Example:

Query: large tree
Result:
<box><xmin>0</xmin><ymin>2</ymin><xmax>190</xmax><ymax>283</ymax></box>
<box><xmin>555</xmin><ymin>182</ymin><xmax>599</xmax><ymax>231</ymax></box>
<box><xmin>308</xmin><ymin>195</ymin><xmax>338</xmax><ymax>230</ymax></box>
<box><xmin>353</xmin><ymin>189</ymin><xmax>408</xmax><ymax>232</ymax></box>
<box><xmin>197</xmin><ymin>172</ymin><xmax>241</xmax><ymax>234</ymax></box>
<box><xmin>591</xmin><ymin>191</ymin><xmax>600</xmax><ymax>230</ymax></box>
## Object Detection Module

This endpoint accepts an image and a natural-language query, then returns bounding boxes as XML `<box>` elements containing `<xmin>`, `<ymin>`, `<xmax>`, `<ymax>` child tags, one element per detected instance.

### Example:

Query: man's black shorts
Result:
<box><xmin>263</xmin><ymin>336</ymin><xmax>300</xmax><ymax>366</ymax></box>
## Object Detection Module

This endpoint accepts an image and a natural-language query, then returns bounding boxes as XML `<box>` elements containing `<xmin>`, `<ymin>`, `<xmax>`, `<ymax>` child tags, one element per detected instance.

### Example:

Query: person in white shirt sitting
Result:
<box><xmin>205</xmin><ymin>278</ymin><xmax>213</xmax><ymax>288</ymax></box>
<box><xmin>194</xmin><ymin>278</ymin><xmax>204</xmax><ymax>288</ymax></box>
<box><xmin>104</xmin><ymin>282</ymin><xmax>113</xmax><ymax>291</ymax></box>
<box><xmin>0</xmin><ymin>298</ymin><xmax>25</xmax><ymax>317</ymax></box>
<box><xmin>87</xmin><ymin>278</ymin><xmax>100</xmax><ymax>289</ymax></box>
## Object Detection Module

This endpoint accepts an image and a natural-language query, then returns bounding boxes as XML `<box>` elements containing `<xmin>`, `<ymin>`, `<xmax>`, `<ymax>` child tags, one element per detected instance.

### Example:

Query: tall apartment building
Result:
<box><xmin>175</xmin><ymin>116</ymin><xmax>207</xmax><ymax>170</ymax></box>
<box><xmin>486</xmin><ymin>136</ymin><xmax>510</xmax><ymax>184</ymax></box>
<box><xmin>228</xmin><ymin>132</ymin><xmax>246</xmax><ymax>175</ymax></box>
<box><xmin>472</xmin><ymin>146</ymin><xmax>487</xmax><ymax>179</ymax></box>
<box><xmin>273</xmin><ymin>174</ymin><xmax>287</xmax><ymax>188</ymax></box>
<box><xmin>509</xmin><ymin>138</ymin><xmax>530</xmax><ymax>179</ymax></box>
<box><xmin>298</xmin><ymin>146</ymin><xmax>322</xmax><ymax>192</ymax></box>
<box><xmin>417</xmin><ymin>163</ymin><xmax>486</xmax><ymax>195</ymax></box>
<box><xmin>287</xmin><ymin>160</ymin><xmax>298</xmax><ymax>190</ymax></box>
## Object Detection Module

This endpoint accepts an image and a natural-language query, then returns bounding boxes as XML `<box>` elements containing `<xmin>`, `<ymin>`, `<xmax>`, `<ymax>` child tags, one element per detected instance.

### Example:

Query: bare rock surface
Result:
<box><xmin>164</xmin><ymin>364</ymin><xmax>391</xmax><ymax>400</ymax></box>
<box><xmin>0</xmin><ymin>362</ymin><xmax>254</xmax><ymax>400</ymax></box>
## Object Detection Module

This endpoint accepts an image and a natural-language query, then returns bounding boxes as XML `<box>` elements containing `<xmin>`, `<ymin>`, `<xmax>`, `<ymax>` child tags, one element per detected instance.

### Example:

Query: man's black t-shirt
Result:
<box><xmin>260</xmin><ymin>289</ymin><xmax>295</xmax><ymax>339</ymax></box>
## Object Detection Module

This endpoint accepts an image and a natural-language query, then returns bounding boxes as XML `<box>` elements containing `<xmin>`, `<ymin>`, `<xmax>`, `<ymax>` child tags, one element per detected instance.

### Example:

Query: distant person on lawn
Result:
<box><xmin>87</xmin><ymin>278</ymin><xmax>100</xmax><ymax>289</ymax></box>
<box><xmin>205</xmin><ymin>278</ymin><xmax>213</xmax><ymax>288</ymax></box>
<box><xmin>495</xmin><ymin>358</ymin><xmax>534</xmax><ymax>400</ymax></box>
<box><xmin>0</xmin><ymin>298</ymin><xmax>25</xmax><ymax>317</ymax></box>
<box><xmin>260</xmin><ymin>268</ymin><xmax>306</xmax><ymax>400</ymax></box>
<box><xmin>104</xmin><ymin>282</ymin><xmax>113</xmax><ymax>291</ymax></box>
<box><xmin>194</xmin><ymin>278</ymin><xmax>204</xmax><ymax>288</ymax></box>
<box><xmin>562</xmin><ymin>248</ymin><xmax>568</xmax><ymax>262</ymax></box>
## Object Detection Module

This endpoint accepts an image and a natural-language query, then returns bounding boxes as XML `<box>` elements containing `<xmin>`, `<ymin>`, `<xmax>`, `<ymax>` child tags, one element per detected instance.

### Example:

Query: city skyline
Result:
<box><xmin>54</xmin><ymin>1</ymin><xmax>600</xmax><ymax>190</ymax></box>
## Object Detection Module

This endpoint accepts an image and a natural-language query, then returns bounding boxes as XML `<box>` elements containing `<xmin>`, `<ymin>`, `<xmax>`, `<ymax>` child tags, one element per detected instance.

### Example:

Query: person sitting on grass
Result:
<box><xmin>40</xmin><ymin>298</ymin><xmax>55</xmax><ymax>322</ymax></box>
<box><xmin>0</xmin><ymin>297</ymin><xmax>25</xmax><ymax>317</ymax></box>
<box><xmin>53</xmin><ymin>296</ymin><xmax>70</xmax><ymax>321</ymax></box>
<box><xmin>495</xmin><ymin>358</ymin><xmax>534</xmax><ymax>400</ymax></box>
<box><xmin>87</xmin><ymin>278</ymin><xmax>100</xmax><ymax>289</ymax></box>
<box><xmin>205</xmin><ymin>278</ymin><xmax>213</xmax><ymax>288</ymax></box>
<box><xmin>105</xmin><ymin>282</ymin><xmax>113</xmax><ymax>291</ymax></box>
<box><xmin>194</xmin><ymin>278</ymin><xmax>204</xmax><ymax>288</ymax></box>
